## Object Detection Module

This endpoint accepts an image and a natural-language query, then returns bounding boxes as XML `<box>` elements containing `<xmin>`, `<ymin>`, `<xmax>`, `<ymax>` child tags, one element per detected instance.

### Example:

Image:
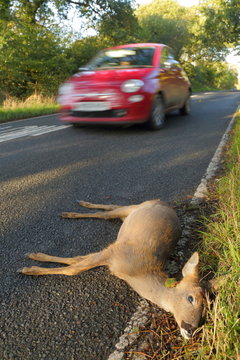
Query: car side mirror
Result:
<box><xmin>164</xmin><ymin>60</ymin><xmax>180</xmax><ymax>69</ymax></box>
<box><xmin>164</xmin><ymin>61</ymin><xmax>172</xmax><ymax>69</ymax></box>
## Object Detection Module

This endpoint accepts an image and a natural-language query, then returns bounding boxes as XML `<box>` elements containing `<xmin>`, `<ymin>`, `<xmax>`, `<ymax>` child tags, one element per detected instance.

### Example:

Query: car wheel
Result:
<box><xmin>149</xmin><ymin>94</ymin><xmax>165</xmax><ymax>130</ymax></box>
<box><xmin>179</xmin><ymin>95</ymin><xmax>191</xmax><ymax>115</ymax></box>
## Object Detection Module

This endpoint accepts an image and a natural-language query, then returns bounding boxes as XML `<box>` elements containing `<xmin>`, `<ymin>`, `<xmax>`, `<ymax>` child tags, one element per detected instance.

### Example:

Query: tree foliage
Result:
<box><xmin>135</xmin><ymin>0</ymin><xmax>190</xmax><ymax>57</ymax></box>
<box><xmin>184</xmin><ymin>61</ymin><xmax>238</xmax><ymax>91</ymax></box>
<box><xmin>135</xmin><ymin>0</ymin><xmax>238</xmax><ymax>89</ymax></box>
<box><xmin>200</xmin><ymin>0</ymin><xmax>240</xmax><ymax>50</ymax></box>
<box><xmin>0</xmin><ymin>0</ymin><xmax>238</xmax><ymax>102</ymax></box>
<box><xmin>67</xmin><ymin>36</ymin><xmax>108</xmax><ymax>72</ymax></box>
<box><xmin>0</xmin><ymin>0</ymin><xmax>136</xmax><ymax>99</ymax></box>
<box><xmin>96</xmin><ymin>1</ymin><xmax>139</xmax><ymax>45</ymax></box>
<box><xmin>0</xmin><ymin>22</ymin><xmax>75</xmax><ymax>98</ymax></box>
<box><xmin>1</xmin><ymin>0</ymin><xmax>135</xmax><ymax>24</ymax></box>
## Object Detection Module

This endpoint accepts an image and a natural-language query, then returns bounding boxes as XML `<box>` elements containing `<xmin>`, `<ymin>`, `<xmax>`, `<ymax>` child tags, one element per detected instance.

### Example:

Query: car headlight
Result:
<box><xmin>58</xmin><ymin>83</ymin><xmax>74</xmax><ymax>96</ymax></box>
<box><xmin>121</xmin><ymin>79</ymin><xmax>144</xmax><ymax>93</ymax></box>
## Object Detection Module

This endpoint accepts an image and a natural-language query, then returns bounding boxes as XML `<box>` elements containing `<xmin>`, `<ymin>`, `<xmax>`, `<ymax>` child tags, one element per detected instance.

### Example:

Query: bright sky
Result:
<box><xmin>178</xmin><ymin>0</ymin><xmax>199</xmax><ymax>5</ymax></box>
<box><xmin>136</xmin><ymin>0</ymin><xmax>199</xmax><ymax>6</ymax></box>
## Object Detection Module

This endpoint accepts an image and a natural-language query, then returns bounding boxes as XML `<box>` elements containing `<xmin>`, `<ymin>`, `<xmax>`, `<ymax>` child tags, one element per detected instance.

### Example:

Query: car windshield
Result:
<box><xmin>86</xmin><ymin>47</ymin><xmax>155</xmax><ymax>70</ymax></box>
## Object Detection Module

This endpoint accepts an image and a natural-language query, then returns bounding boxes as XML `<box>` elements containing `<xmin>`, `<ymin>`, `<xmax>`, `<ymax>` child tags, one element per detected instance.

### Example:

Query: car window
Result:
<box><xmin>87</xmin><ymin>47</ymin><xmax>155</xmax><ymax>70</ymax></box>
<box><xmin>160</xmin><ymin>48</ymin><xmax>168</xmax><ymax>67</ymax></box>
<box><xmin>160</xmin><ymin>47</ymin><xmax>179</xmax><ymax>69</ymax></box>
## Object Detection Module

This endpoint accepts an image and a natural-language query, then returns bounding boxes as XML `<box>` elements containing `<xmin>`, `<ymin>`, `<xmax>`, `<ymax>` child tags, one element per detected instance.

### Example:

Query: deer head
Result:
<box><xmin>170</xmin><ymin>252</ymin><xmax>205</xmax><ymax>339</ymax></box>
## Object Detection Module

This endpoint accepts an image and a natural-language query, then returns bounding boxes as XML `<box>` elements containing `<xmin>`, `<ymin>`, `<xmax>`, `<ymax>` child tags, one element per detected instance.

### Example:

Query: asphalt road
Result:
<box><xmin>0</xmin><ymin>91</ymin><xmax>239</xmax><ymax>360</ymax></box>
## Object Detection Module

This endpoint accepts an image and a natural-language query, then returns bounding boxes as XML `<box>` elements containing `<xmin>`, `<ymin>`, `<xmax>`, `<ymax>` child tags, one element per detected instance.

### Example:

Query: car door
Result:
<box><xmin>175</xmin><ymin>65</ymin><xmax>190</xmax><ymax>105</ymax></box>
<box><xmin>159</xmin><ymin>47</ymin><xmax>176</xmax><ymax>108</ymax></box>
<box><xmin>165</xmin><ymin>49</ymin><xmax>189</xmax><ymax>106</ymax></box>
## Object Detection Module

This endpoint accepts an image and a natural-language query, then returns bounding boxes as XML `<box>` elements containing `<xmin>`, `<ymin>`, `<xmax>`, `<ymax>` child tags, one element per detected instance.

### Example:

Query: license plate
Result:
<box><xmin>74</xmin><ymin>102</ymin><xmax>110</xmax><ymax>111</ymax></box>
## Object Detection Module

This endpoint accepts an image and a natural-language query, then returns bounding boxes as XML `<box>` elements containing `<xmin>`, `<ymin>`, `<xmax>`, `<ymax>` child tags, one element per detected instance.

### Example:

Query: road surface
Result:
<box><xmin>0</xmin><ymin>91</ymin><xmax>239</xmax><ymax>359</ymax></box>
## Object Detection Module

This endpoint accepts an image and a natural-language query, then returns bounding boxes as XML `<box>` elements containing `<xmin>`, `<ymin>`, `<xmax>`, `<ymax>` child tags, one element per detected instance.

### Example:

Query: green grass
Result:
<box><xmin>0</xmin><ymin>95</ymin><xmax>59</xmax><ymax>123</ymax></box>
<box><xmin>199</xmin><ymin>113</ymin><xmax>240</xmax><ymax>359</ymax></box>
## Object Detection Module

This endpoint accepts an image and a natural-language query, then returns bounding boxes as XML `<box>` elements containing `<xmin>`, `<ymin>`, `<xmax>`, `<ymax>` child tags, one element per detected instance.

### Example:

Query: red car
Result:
<box><xmin>57</xmin><ymin>43</ymin><xmax>191</xmax><ymax>129</ymax></box>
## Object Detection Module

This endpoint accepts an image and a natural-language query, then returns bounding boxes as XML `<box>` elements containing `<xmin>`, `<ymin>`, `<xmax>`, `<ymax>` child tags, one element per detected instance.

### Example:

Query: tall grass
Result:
<box><xmin>0</xmin><ymin>94</ymin><xmax>59</xmax><ymax>123</ymax></box>
<box><xmin>200</xmin><ymin>114</ymin><xmax>240</xmax><ymax>359</ymax></box>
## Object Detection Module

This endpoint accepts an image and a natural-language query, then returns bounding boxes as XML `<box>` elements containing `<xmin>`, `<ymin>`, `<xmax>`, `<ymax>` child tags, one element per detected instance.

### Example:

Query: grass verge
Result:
<box><xmin>199</xmin><ymin>113</ymin><xmax>240</xmax><ymax>359</ymax></box>
<box><xmin>0</xmin><ymin>95</ymin><xmax>59</xmax><ymax>123</ymax></box>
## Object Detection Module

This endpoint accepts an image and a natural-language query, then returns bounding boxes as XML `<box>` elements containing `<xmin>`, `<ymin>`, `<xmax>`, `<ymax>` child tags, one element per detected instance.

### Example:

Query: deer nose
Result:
<box><xmin>181</xmin><ymin>320</ymin><xmax>197</xmax><ymax>337</ymax></box>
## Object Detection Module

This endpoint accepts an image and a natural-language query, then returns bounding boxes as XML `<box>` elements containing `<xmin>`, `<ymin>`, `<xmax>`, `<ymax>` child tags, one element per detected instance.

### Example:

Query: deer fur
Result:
<box><xmin>19</xmin><ymin>199</ymin><xmax>205</xmax><ymax>339</ymax></box>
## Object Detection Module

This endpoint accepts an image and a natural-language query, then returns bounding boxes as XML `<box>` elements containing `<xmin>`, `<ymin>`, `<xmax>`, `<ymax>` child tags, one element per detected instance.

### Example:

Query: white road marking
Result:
<box><xmin>32</xmin><ymin>125</ymin><xmax>70</xmax><ymax>136</ymax></box>
<box><xmin>192</xmin><ymin>105</ymin><xmax>240</xmax><ymax>203</ymax></box>
<box><xmin>107</xmin><ymin>104</ymin><xmax>240</xmax><ymax>360</ymax></box>
<box><xmin>0</xmin><ymin>126</ymin><xmax>11</xmax><ymax>130</ymax></box>
<box><xmin>0</xmin><ymin>125</ymin><xmax>71</xmax><ymax>143</ymax></box>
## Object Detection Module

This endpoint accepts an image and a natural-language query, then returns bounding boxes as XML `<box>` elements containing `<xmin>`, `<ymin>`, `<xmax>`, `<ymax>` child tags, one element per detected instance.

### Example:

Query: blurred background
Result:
<box><xmin>0</xmin><ymin>0</ymin><xmax>239</xmax><ymax>107</ymax></box>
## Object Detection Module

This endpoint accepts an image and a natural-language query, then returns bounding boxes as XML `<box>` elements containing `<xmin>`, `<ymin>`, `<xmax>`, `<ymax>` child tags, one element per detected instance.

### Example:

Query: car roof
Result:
<box><xmin>106</xmin><ymin>43</ymin><xmax>165</xmax><ymax>50</ymax></box>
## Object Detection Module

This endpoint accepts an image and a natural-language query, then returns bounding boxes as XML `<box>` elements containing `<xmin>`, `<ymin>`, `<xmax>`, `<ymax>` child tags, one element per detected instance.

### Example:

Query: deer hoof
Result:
<box><xmin>18</xmin><ymin>266</ymin><xmax>42</xmax><ymax>275</ymax></box>
<box><xmin>25</xmin><ymin>253</ymin><xmax>45</xmax><ymax>261</ymax></box>
<box><xmin>61</xmin><ymin>212</ymin><xmax>72</xmax><ymax>218</ymax></box>
<box><xmin>25</xmin><ymin>252</ymin><xmax>35</xmax><ymax>259</ymax></box>
<box><xmin>78</xmin><ymin>201</ymin><xmax>89</xmax><ymax>207</ymax></box>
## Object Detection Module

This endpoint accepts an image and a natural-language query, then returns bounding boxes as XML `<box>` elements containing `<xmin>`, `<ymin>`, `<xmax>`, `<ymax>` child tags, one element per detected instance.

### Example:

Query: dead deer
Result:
<box><xmin>19</xmin><ymin>199</ymin><xmax>205</xmax><ymax>339</ymax></box>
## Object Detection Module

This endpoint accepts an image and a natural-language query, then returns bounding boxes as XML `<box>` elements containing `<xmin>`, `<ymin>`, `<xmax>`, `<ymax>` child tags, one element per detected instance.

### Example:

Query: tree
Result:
<box><xmin>137</xmin><ymin>14</ymin><xmax>189</xmax><ymax>57</ymax></box>
<box><xmin>0</xmin><ymin>22</ymin><xmax>75</xmax><ymax>98</ymax></box>
<box><xmin>96</xmin><ymin>0</ymin><xmax>139</xmax><ymax>45</ymax></box>
<box><xmin>67</xmin><ymin>36</ymin><xmax>107</xmax><ymax>71</ymax></box>
<box><xmin>1</xmin><ymin>0</ymin><xmax>237</xmax><ymax>100</ymax></box>
<box><xmin>0</xmin><ymin>0</ymin><xmax>137</xmax><ymax>100</ymax></box>
<box><xmin>135</xmin><ymin>0</ymin><xmax>191</xmax><ymax>58</ymax></box>
<box><xmin>135</xmin><ymin>0</ymin><xmax>187</xmax><ymax>20</ymax></box>
<box><xmin>200</xmin><ymin>0</ymin><xmax>240</xmax><ymax>50</ymax></box>
<box><xmin>183</xmin><ymin>61</ymin><xmax>238</xmax><ymax>91</ymax></box>
<box><xmin>2</xmin><ymin>0</ymin><xmax>135</xmax><ymax>24</ymax></box>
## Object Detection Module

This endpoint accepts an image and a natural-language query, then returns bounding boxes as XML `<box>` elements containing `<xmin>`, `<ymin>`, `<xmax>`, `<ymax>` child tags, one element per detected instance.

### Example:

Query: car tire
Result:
<box><xmin>148</xmin><ymin>94</ymin><xmax>165</xmax><ymax>130</ymax></box>
<box><xmin>179</xmin><ymin>95</ymin><xmax>191</xmax><ymax>115</ymax></box>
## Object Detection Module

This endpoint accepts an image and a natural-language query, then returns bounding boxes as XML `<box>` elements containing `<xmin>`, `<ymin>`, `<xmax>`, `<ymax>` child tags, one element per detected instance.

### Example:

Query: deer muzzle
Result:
<box><xmin>180</xmin><ymin>320</ymin><xmax>197</xmax><ymax>339</ymax></box>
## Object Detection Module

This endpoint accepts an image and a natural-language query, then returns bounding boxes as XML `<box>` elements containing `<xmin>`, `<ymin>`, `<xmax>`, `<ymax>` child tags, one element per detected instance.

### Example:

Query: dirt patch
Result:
<box><xmin>124</xmin><ymin>306</ymin><xmax>203</xmax><ymax>359</ymax></box>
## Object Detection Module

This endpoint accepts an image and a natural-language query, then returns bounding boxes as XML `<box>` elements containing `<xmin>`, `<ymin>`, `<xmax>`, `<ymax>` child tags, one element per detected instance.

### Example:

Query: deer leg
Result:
<box><xmin>62</xmin><ymin>205</ymin><xmax>138</xmax><ymax>221</ymax></box>
<box><xmin>19</xmin><ymin>250</ymin><xmax>110</xmax><ymax>276</ymax></box>
<box><xmin>26</xmin><ymin>252</ymin><xmax>87</xmax><ymax>265</ymax></box>
<box><xmin>62</xmin><ymin>210</ymin><xmax>120</xmax><ymax>219</ymax></box>
<box><xmin>78</xmin><ymin>201</ymin><xmax>122</xmax><ymax>211</ymax></box>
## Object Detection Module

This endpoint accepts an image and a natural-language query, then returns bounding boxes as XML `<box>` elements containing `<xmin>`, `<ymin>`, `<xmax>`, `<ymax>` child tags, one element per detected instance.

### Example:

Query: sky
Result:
<box><xmin>136</xmin><ymin>0</ymin><xmax>200</xmax><ymax>6</ymax></box>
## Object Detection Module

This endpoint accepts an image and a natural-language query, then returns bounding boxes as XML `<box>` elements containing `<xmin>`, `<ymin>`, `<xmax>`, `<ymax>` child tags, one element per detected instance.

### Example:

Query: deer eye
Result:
<box><xmin>187</xmin><ymin>295</ymin><xmax>194</xmax><ymax>304</ymax></box>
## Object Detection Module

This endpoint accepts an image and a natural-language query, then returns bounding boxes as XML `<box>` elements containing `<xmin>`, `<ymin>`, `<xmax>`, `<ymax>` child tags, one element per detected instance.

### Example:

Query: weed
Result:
<box><xmin>0</xmin><ymin>94</ymin><xmax>59</xmax><ymax>123</ymax></box>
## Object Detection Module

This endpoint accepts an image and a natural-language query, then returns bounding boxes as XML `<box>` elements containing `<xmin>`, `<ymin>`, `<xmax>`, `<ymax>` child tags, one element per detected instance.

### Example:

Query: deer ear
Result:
<box><xmin>182</xmin><ymin>252</ymin><xmax>199</xmax><ymax>278</ymax></box>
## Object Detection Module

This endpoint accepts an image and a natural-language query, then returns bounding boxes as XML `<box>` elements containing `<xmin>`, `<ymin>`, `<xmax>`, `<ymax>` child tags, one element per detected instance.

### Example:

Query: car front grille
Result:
<box><xmin>70</xmin><ymin>109</ymin><xmax>127</xmax><ymax>118</ymax></box>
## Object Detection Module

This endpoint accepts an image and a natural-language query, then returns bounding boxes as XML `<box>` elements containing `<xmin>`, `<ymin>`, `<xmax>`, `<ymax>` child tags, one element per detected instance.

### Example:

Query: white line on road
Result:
<box><xmin>32</xmin><ymin>125</ymin><xmax>71</xmax><ymax>136</ymax></box>
<box><xmin>0</xmin><ymin>125</ymin><xmax>71</xmax><ymax>143</ymax></box>
<box><xmin>191</xmin><ymin>105</ymin><xmax>240</xmax><ymax>203</ymax></box>
<box><xmin>0</xmin><ymin>126</ymin><xmax>11</xmax><ymax>130</ymax></box>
